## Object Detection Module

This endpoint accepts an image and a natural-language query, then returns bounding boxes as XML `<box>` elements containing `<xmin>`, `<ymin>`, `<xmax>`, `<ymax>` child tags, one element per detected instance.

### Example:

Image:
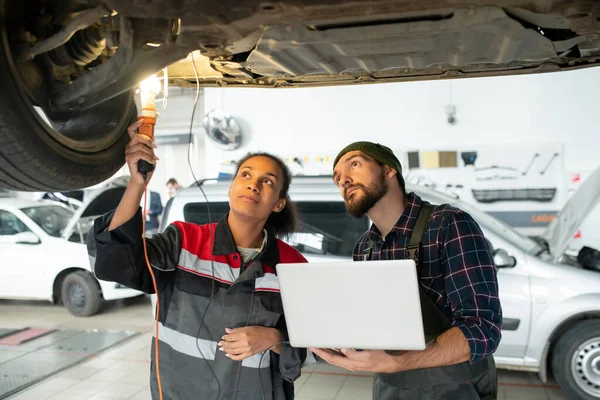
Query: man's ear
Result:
<box><xmin>383</xmin><ymin>165</ymin><xmax>397</xmax><ymax>180</ymax></box>
<box><xmin>273</xmin><ymin>198</ymin><xmax>286</xmax><ymax>213</ymax></box>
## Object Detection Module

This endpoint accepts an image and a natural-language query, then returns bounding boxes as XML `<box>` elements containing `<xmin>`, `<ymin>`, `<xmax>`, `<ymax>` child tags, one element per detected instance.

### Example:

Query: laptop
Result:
<box><xmin>276</xmin><ymin>259</ymin><xmax>426</xmax><ymax>351</ymax></box>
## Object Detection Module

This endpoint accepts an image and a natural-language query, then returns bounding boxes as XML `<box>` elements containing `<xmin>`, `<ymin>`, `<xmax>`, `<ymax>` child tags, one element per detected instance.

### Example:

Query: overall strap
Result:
<box><xmin>406</xmin><ymin>203</ymin><xmax>435</xmax><ymax>266</ymax></box>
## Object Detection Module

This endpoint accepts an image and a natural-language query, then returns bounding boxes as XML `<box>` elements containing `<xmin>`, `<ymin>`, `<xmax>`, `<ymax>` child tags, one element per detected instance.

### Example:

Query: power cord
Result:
<box><xmin>185</xmin><ymin>57</ymin><xmax>303</xmax><ymax>399</ymax></box>
<box><xmin>141</xmin><ymin>186</ymin><xmax>164</xmax><ymax>400</ymax></box>
<box><xmin>138</xmin><ymin>50</ymin><xmax>219</xmax><ymax>400</ymax></box>
<box><xmin>188</xmin><ymin>51</ymin><xmax>222</xmax><ymax>400</ymax></box>
<box><xmin>142</xmin><ymin>51</ymin><xmax>300</xmax><ymax>400</ymax></box>
<box><xmin>233</xmin><ymin>277</ymin><xmax>258</xmax><ymax>400</ymax></box>
<box><xmin>258</xmin><ymin>341</ymin><xmax>308</xmax><ymax>400</ymax></box>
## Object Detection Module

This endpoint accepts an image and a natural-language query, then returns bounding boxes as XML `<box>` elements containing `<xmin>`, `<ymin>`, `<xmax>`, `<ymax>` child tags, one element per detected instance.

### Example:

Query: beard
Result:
<box><xmin>344</xmin><ymin>171</ymin><xmax>388</xmax><ymax>218</ymax></box>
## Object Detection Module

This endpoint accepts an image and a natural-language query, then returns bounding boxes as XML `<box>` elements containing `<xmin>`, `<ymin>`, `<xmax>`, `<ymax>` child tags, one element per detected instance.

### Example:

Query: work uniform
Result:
<box><xmin>356</xmin><ymin>193</ymin><xmax>502</xmax><ymax>399</ymax></box>
<box><xmin>87</xmin><ymin>209</ymin><xmax>309</xmax><ymax>400</ymax></box>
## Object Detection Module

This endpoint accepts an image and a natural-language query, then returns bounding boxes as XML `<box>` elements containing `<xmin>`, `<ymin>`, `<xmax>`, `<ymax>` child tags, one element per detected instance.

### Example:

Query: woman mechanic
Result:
<box><xmin>87</xmin><ymin>120</ymin><xmax>310</xmax><ymax>399</ymax></box>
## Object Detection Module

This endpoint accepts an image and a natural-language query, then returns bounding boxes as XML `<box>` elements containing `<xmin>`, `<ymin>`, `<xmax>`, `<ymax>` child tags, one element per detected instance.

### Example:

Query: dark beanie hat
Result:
<box><xmin>333</xmin><ymin>141</ymin><xmax>402</xmax><ymax>176</ymax></box>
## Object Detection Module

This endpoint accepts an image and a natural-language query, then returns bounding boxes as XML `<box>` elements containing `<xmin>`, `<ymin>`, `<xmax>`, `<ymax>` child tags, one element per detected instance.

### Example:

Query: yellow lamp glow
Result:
<box><xmin>139</xmin><ymin>74</ymin><xmax>162</xmax><ymax>108</ymax></box>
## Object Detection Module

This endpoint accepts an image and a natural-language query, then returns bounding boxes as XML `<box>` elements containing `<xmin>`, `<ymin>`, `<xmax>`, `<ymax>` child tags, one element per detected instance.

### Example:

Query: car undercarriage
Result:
<box><xmin>0</xmin><ymin>0</ymin><xmax>599</xmax><ymax>190</ymax></box>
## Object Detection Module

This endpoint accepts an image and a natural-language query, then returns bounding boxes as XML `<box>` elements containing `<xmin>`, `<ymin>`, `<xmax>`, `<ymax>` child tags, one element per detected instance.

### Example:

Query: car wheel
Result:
<box><xmin>60</xmin><ymin>271</ymin><xmax>102</xmax><ymax>317</ymax></box>
<box><xmin>552</xmin><ymin>319</ymin><xmax>600</xmax><ymax>400</ymax></box>
<box><xmin>0</xmin><ymin>1</ymin><xmax>135</xmax><ymax>191</ymax></box>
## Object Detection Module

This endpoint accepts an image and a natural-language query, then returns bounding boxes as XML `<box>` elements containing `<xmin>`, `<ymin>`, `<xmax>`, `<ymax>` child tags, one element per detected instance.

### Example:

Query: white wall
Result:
<box><xmin>202</xmin><ymin>67</ymin><xmax>600</xmax><ymax>177</ymax></box>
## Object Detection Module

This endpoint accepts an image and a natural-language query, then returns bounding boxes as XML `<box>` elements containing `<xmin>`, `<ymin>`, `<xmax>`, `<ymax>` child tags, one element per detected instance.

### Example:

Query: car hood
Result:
<box><xmin>541</xmin><ymin>165</ymin><xmax>600</xmax><ymax>263</ymax></box>
<box><xmin>61</xmin><ymin>176</ymin><xmax>130</xmax><ymax>240</ymax></box>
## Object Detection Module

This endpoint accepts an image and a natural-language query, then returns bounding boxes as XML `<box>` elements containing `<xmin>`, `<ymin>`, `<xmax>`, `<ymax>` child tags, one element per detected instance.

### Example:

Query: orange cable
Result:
<box><xmin>142</xmin><ymin>186</ymin><xmax>164</xmax><ymax>400</ymax></box>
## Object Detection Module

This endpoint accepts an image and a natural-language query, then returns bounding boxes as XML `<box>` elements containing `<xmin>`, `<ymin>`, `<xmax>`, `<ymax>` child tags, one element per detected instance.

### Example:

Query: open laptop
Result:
<box><xmin>276</xmin><ymin>259</ymin><xmax>426</xmax><ymax>351</ymax></box>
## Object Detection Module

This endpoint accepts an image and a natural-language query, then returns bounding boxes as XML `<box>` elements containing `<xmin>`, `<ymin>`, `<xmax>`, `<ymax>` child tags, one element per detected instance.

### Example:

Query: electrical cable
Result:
<box><xmin>137</xmin><ymin>51</ymin><xmax>220</xmax><ymax>400</ymax></box>
<box><xmin>186</xmin><ymin>56</ymin><xmax>300</xmax><ymax>399</ymax></box>
<box><xmin>233</xmin><ymin>276</ymin><xmax>258</xmax><ymax>400</ymax></box>
<box><xmin>141</xmin><ymin>186</ymin><xmax>164</xmax><ymax>400</ymax></box>
<box><xmin>258</xmin><ymin>341</ymin><xmax>307</xmax><ymax>400</ymax></box>
<box><xmin>141</xmin><ymin>51</ymin><xmax>299</xmax><ymax>400</ymax></box>
<box><xmin>188</xmin><ymin>51</ymin><xmax>222</xmax><ymax>400</ymax></box>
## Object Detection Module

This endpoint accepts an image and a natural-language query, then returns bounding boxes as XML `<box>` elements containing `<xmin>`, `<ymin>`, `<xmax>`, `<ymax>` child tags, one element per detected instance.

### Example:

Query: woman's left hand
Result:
<box><xmin>218</xmin><ymin>327</ymin><xmax>282</xmax><ymax>361</ymax></box>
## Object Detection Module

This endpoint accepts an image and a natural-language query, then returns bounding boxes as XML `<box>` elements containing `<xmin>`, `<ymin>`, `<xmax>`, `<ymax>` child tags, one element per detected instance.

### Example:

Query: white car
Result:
<box><xmin>154</xmin><ymin>165</ymin><xmax>600</xmax><ymax>400</ymax></box>
<box><xmin>0</xmin><ymin>176</ymin><xmax>142</xmax><ymax>317</ymax></box>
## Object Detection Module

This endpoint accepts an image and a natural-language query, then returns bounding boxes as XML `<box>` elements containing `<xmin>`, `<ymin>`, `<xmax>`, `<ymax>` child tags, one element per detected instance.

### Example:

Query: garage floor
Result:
<box><xmin>0</xmin><ymin>327</ymin><xmax>137</xmax><ymax>398</ymax></box>
<box><xmin>1</xmin><ymin>297</ymin><xmax>569</xmax><ymax>400</ymax></box>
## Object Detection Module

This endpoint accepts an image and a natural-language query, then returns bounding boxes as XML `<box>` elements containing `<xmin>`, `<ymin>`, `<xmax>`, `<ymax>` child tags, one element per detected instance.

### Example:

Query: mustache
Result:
<box><xmin>344</xmin><ymin>184</ymin><xmax>365</xmax><ymax>198</ymax></box>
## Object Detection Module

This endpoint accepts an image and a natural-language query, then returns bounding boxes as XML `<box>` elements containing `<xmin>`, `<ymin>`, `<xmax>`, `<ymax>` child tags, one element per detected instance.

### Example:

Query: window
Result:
<box><xmin>21</xmin><ymin>205</ymin><xmax>73</xmax><ymax>238</ymax></box>
<box><xmin>0</xmin><ymin>210</ymin><xmax>31</xmax><ymax>236</ymax></box>
<box><xmin>183</xmin><ymin>202</ymin><xmax>230</xmax><ymax>225</ymax></box>
<box><xmin>67</xmin><ymin>216</ymin><xmax>95</xmax><ymax>244</ymax></box>
<box><xmin>292</xmin><ymin>202</ymin><xmax>368</xmax><ymax>257</ymax></box>
<box><xmin>417</xmin><ymin>189</ymin><xmax>542</xmax><ymax>255</ymax></box>
<box><xmin>182</xmin><ymin>201</ymin><xmax>368</xmax><ymax>258</ymax></box>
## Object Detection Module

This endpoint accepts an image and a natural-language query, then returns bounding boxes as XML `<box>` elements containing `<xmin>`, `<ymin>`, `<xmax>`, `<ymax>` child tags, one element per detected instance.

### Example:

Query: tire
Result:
<box><xmin>551</xmin><ymin>319</ymin><xmax>600</xmax><ymax>400</ymax></box>
<box><xmin>0</xmin><ymin>1</ymin><xmax>135</xmax><ymax>191</ymax></box>
<box><xmin>60</xmin><ymin>271</ymin><xmax>102</xmax><ymax>317</ymax></box>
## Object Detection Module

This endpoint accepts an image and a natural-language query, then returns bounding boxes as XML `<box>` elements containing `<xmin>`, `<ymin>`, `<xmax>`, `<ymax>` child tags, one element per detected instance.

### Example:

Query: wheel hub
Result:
<box><xmin>572</xmin><ymin>338</ymin><xmax>600</xmax><ymax>397</ymax></box>
<box><xmin>67</xmin><ymin>283</ymin><xmax>86</xmax><ymax>310</ymax></box>
<box><xmin>593</xmin><ymin>356</ymin><xmax>600</xmax><ymax>375</ymax></box>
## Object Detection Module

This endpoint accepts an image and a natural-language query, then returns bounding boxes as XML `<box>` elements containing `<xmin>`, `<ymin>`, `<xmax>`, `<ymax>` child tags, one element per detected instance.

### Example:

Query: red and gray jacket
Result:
<box><xmin>87</xmin><ymin>208</ymin><xmax>309</xmax><ymax>400</ymax></box>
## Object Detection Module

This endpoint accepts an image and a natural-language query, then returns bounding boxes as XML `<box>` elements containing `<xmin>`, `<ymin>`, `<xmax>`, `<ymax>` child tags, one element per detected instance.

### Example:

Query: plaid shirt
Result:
<box><xmin>353</xmin><ymin>192</ymin><xmax>502</xmax><ymax>363</ymax></box>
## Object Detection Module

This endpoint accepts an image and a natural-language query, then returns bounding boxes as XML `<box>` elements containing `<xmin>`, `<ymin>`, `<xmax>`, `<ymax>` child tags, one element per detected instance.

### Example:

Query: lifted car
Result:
<box><xmin>1</xmin><ymin>0</ymin><xmax>599</xmax><ymax>190</ymax></box>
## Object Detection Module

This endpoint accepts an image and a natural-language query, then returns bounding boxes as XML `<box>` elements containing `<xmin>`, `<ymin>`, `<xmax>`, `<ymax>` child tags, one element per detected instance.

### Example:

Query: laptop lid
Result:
<box><xmin>276</xmin><ymin>260</ymin><xmax>426</xmax><ymax>351</ymax></box>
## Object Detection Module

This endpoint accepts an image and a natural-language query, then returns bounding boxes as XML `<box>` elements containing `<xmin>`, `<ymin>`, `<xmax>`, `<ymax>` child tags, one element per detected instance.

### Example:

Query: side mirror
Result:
<box><xmin>14</xmin><ymin>231</ymin><xmax>41</xmax><ymax>245</ymax></box>
<box><xmin>494</xmin><ymin>249</ymin><xmax>516</xmax><ymax>268</ymax></box>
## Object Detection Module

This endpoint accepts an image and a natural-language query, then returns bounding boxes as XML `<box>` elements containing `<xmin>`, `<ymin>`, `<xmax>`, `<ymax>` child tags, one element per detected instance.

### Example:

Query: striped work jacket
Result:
<box><xmin>87</xmin><ymin>208</ymin><xmax>309</xmax><ymax>400</ymax></box>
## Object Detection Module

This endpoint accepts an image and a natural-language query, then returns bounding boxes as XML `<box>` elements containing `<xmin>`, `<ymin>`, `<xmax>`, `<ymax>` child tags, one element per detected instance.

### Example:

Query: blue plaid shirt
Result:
<box><xmin>353</xmin><ymin>192</ymin><xmax>502</xmax><ymax>363</ymax></box>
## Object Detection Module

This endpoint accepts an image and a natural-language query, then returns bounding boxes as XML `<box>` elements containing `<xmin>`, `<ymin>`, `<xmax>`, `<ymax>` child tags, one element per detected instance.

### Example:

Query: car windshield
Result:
<box><xmin>67</xmin><ymin>216</ymin><xmax>95</xmax><ymax>244</ymax></box>
<box><xmin>182</xmin><ymin>201</ymin><xmax>368</xmax><ymax>258</ymax></box>
<box><xmin>465</xmin><ymin>205</ymin><xmax>542</xmax><ymax>254</ymax></box>
<box><xmin>289</xmin><ymin>202</ymin><xmax>368</xmax><ymax>258</ymax></box>
<box><xmin>416</xmin><ymin>188</ymin><xmax>544</xmax><ymax>255</ymax></box>
<box><xmin>20</xmin><ymin>205</ymin><xmax>74</xmax><ymax>238</ymax></box>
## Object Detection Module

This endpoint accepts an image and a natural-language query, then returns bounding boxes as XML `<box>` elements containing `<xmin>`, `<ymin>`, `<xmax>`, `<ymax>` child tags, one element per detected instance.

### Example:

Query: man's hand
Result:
<box><xmin>311</xmin><ymin>327</ymin><xmax>472</xmax><ymax>374</ymax></box>
<box><xmin>309</xmin><ymin>348</ymin><xmax>398</xmax><ymax>373</ymax></box>
<box><xmin>219</xmin><ymin>326</ymin><xmax>282</xmax><ymax>361</ymax></box>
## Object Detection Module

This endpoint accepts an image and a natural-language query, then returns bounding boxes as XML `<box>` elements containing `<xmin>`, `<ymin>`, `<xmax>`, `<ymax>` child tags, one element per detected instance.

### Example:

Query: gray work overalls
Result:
<box><xmin>369</xmin><ymin>204</ymin><xmax>498</xmax><ymax>400</ymax></box>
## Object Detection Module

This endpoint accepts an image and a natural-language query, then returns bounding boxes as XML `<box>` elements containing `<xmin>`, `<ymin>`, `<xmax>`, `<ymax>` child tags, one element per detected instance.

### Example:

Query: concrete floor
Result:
<box><xmin>0</xmin><ymin>296</ymin><xmax>569</xmax><ymax>400</ymax></box>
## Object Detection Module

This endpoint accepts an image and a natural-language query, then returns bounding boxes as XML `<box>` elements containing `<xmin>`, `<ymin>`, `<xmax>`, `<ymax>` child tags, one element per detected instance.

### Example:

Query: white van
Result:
<box><xmin>159</xmin><ymin>175</ymin><xmax>600</xmax><ymax>400</ymax></box>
